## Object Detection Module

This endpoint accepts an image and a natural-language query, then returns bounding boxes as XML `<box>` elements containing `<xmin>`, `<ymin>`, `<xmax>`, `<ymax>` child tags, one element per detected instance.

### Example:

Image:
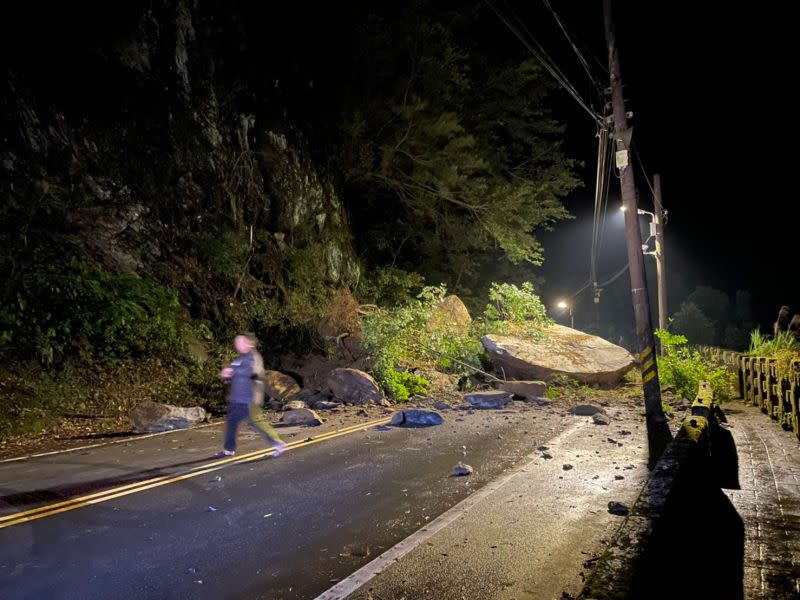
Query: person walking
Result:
<box><xmin>217</xmin><ymin>333</ymin><xmax>287</xmax><ymax>457</ymax></box>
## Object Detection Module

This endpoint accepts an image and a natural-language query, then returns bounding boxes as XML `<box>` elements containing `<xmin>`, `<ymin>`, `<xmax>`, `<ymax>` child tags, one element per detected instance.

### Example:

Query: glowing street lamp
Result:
<box><xmin>557</xmin><ymin>300</ymin><xmax>574</xmax><ymax>329</ymax></box>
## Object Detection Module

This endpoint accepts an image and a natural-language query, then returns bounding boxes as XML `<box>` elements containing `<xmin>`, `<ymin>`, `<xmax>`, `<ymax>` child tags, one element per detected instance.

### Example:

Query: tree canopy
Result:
<box><xmin>338</xmin><ymin>3</ymin><xmax>579</xmax><ymax>294</ymax></box>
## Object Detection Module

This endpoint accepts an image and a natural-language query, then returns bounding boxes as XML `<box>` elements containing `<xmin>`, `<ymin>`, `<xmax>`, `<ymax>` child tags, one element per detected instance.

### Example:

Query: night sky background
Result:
<box><xmin>515</xmin><ymin>1</ymin><xmax>797</xmax><ymax>333</ymax></box>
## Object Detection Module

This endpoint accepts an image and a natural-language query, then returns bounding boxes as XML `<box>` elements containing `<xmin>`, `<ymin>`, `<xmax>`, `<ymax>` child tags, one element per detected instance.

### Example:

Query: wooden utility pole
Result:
<box><xmin>653</xmin><ymin>174</ymin><xmax>668</xmax><ymax>339</ymax></box>
<box><xmin>603</xmin><ymin>0</ymin><xmax>672</xmax><ymax>467</ymax></box>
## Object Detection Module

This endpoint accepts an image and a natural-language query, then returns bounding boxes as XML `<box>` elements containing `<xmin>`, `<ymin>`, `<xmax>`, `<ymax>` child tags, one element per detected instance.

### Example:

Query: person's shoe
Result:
<box><xmin>214</xmin><ymin>449</ymin><xmax>235</xmax><ymax>458</ymax></box>
<box><xmin>272</xmin><ymin>442</ymin><xmax>288</xmax><ymax>457</ymax></box>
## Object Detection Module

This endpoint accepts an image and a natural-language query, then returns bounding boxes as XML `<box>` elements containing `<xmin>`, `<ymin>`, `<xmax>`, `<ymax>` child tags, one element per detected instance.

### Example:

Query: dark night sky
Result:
<box><xmin>503</xmin><ymin>1</ymin><xmax>798</xmax><ymax>331</ymax></box>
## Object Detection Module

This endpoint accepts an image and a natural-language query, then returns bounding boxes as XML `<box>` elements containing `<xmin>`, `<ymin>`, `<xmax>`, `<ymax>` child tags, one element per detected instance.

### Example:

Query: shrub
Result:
<box><xmin>482</xmin><ymin>282</ymin><xmax>551</xmax><ymax>337</ymax></box>
<box><xmin>362</xmin><ymin>281</ymin><xmax>551</xmax><ymax>399</ymax></box>
<box><xmin>655</xmin><ymin>329</ymin><xmax>735</xmax><ymax>402</ymax></box>
<box><xmin>0</xmin><ymin>258</ymin><xmax>184</xmax><ymax>366</ymax></box>
<box><xmin>381</xmin><ymin>370</ymin><xmax>430</xmax><ymax>402</ymax></box>
<box><xmin>356</xmin><ymin>266</ymin><xmax>425</xmax><ymax>307</ymax></box>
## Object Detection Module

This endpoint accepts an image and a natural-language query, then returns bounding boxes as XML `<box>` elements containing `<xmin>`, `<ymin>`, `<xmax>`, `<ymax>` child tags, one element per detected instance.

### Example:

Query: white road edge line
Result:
<box><xmin>0</xmin><ymin>420</ymin><xmax>225</xmax><ymax>464</ymax></box>
<box><xmin>314</xmin><ymin>419</ymin><xmax>587</xmax><ymax>600</ymax></box>
<box><xmin>0</xmin><ymin>414</ymin><xmax>327</xmax><ymax>465</ymax></box>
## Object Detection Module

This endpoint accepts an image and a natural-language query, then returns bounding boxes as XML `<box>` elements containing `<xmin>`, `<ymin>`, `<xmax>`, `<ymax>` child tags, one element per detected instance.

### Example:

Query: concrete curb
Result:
<box><xmin>579</xmin><ymin>383</ymin><xmax>717</xmax><ymax>599</ymax></box>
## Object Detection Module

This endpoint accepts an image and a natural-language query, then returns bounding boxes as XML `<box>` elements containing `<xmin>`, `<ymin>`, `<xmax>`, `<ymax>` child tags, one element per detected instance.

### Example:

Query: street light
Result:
<box><xmin>635</xmin><ymin>208</ymin><xmax>668</xmax><ymax>348</ymax></box>
<box><xmin>557</xmin><ymin>300</ymin><xmax>574</xmax><ymax>329</ymax></box>
<box><xmin>620</xmin><ymin>203</ymin><xmax>667</xmax><ymax>344</ymax></box>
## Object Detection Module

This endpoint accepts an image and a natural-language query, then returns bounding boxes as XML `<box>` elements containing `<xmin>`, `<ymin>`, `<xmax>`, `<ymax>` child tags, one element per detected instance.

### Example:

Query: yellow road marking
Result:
<box><xmin>0</xmin><ymin>416</ymin><xmax>391</xmax><ymax>530</ymax></box>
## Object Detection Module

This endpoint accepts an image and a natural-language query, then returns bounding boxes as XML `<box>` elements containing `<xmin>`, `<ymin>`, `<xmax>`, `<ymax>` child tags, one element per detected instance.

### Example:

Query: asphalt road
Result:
<box><xmin>1</xmin><ymin>402</ymin><xmax>625</xmax><ymax>600</ymax></box>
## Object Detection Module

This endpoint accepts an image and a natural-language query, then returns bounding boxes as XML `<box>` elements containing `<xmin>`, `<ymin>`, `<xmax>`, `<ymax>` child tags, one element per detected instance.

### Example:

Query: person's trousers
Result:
<box><xmin>223</xmin><ymin>403</ymin><xmax>282</xmax><ymax>452</ymax></box>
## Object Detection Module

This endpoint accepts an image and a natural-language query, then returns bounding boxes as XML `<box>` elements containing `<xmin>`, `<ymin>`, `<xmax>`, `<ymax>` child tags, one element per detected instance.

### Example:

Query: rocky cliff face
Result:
<box><xmin>1</xmin><ymin>1</ymin><xmax>358</xmax><ymax>341</ymax></box>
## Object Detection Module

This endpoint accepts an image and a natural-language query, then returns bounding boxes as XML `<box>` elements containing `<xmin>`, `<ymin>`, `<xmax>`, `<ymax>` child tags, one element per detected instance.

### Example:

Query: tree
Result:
<box><xmin>722</xmin><ymin>324</ymin><xmax>749</xmax><ymax>351</ymax></box>
<box><xmin>338</xmin><ymin>3</ymin><xmax>578</xmax><ymax>294</ymax></box>
<box><xmin>685</xmin><ymin>285</ymin><xmax>730</xmax><ymax>344</ymax></box>
<box><xmin>671</xmin><ymin>302</ymin><xmax>715</xmax><ymax>346</ymax></box>
<box><xmin>733</xmin><ymin>290</ymin><xmax>751</xmax><ymax>322</ymax></box>
<box><xmin>686</xmin><ymin>286</ymin><xmax>730</xmax><ymax>325</ymax></box>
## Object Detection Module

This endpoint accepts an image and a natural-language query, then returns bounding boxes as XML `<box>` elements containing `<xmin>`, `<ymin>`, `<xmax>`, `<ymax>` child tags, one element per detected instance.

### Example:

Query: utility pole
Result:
<box><xmin>603</xmin><ymin>0</ymin><xmax>672</xmax><ymax>467</ymax></box>
<box><xmin>653</xmin><ymin>174</ymin><xmax>668</xmax><ymax>340</ymax></box>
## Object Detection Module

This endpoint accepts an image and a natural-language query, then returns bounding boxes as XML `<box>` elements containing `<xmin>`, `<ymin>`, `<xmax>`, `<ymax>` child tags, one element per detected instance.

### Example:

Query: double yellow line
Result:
<box><xmin>0</xmin><ymin>416</ymin><xmax>392</xmax><ymax>530</ymax></box>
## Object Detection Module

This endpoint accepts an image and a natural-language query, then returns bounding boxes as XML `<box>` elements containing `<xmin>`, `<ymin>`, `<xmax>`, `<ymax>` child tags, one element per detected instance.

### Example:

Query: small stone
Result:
<box><xmin>283</xmin><ymin>400</ymin><xmax>308</xmax><ymax>411</ymax></box>
<box><xmin>569</xmin><ymin>404</ymin><xmax>604</xmax><ymax>416</ymax></box>
<box><xmin>464</xmin><ymin>391</ymin><xmax>513</xmax><ymax>409</ymax></box>
<box><xmin>541</xmin><ymin>452</ymin><xmax>553</xmax><ymax>460</ymax></box>
<box><xmin>592</xmin><ymin>413</ymin><xmax>611</xmax><ymax>425</ymax></box>
<box><xmin>390</xmin><ymin>409</ymin><xmax>444</xmax><ymax>427</ymax></box>
<box><xmin>563</xmin><ymin>464</ymin><xmax>574</xmax><ymax>471</ymax></box>
<box><xmin>496</xmin><ymin>380</ymin><xmax>547</xmax><ymax>400</ymax></box>
<box><xmin>618</xmin><ymin>430</ymin><xmax>632</xmax><ymax>436</ymax></box>
<box><xmin>280</xmin><ymin>408</ymin><xmax>324</xmax><ymax>426</ymax></box>
<box><xmin>312</xmin><ymin>400</ymin><xmax>340</xmax><ymax>411</ymax></box>
<box><xmin>615</xmin><ymin>475</ymin><xmax>625</xmax><ymax>480</ymax></box>
<box><xmin>453</xmin><ymin>462</ymin><xmax>474</xmax><ymax>477</ymax></box>
<box><xmin>607</xmin><ymin>502</ymin><xmax>629</xmax><ymax>516</ymax></box>
<box><xmin>538</xmin><ymin>446</ymin><xmax>549</xmax><ymax>452</ymax></box>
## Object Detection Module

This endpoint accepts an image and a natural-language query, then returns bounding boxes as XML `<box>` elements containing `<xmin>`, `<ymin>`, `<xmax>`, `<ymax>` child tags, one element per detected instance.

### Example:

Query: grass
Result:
<box><xmin>748</xmin><ymin>330</ymin><xmax>800</xmax><ymax>380</ymax></box>
<box><xmin>748</xmin><ymin>330</ymin><xmax>800</xmax><ymax>356</ymax></box>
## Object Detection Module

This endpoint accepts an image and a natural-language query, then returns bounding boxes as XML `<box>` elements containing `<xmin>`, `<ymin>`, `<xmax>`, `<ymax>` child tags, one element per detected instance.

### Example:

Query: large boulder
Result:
<box><xmin>482</xmin><ymin>325</ymin><xmax>635</xmax><ymax>385</ymax></box>
<box><xmin>264</xmin><ymin>371</ymin><xmax>301</xmax><ymax>401</ymax></box>
<box><xmin>425</xmin><ymin>295</ymin><xmax>472</xmax><ymax>335</ymax></box>
<box><xmin>129</xmin><ymin>402</ymin><xmax>207</xmax><ymax>433</ymax></box>
<box><xmin>327</xmin><ymin>368</ymin><xmax>385</xmax><ymax>405</ymax></box>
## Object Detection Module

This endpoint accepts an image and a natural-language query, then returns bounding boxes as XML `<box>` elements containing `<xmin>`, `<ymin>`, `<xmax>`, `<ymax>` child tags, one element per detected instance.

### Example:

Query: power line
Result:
<box><xmin>597</xmin><ymin>262</ymin><xmax>629</xmax><ymax>288</ymax></box>
<box><xmin>499</xmin><ymin>0</ymin><xmax>595</xmax><ymax>113</ymax></box>
<box><xmin>540</xmin><ymin>0</ymin><xmax>604</xmax><ymax>95</ymax></box>
<box><xmin>597</xmin><ymin>146</ymin><xmax>613</xmax><ymax>255</ymax></box>
<box><xmin>500</xmin><ymin>0</ymin><xmax>581</xmax><ymax>89</ymax></box>
<box><xmin>590</xmin><ymin>127</ymin><xmax>610</xmax><ymax>286</ymax></box>
<box><xmin>631</xmin><ymin>142</ymin><xmax>655</xmax><ymax>198</ymax></box>
<box><xmin>569</xmin><ymin>259</ymin><xmax>629</xmax><ymax>301</ymax></box>
<box><xmin>485</xmin><ymin>0</ymin><xmax>604</xmax><ymax>125</ymax></box>
<box><xmin>569</xmin><ymin>279</ymin><xmax>593</xmax><ymax>299</ymax></box>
